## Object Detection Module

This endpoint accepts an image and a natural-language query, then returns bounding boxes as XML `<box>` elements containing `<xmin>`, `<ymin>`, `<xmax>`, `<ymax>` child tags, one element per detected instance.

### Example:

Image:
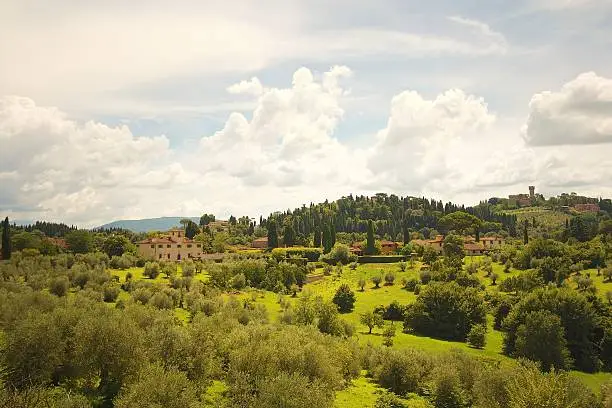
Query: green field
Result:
<box><xmin>108</xmin><ymin>259</ymin><xmax>612</xmax><ymax>393</ymax></box>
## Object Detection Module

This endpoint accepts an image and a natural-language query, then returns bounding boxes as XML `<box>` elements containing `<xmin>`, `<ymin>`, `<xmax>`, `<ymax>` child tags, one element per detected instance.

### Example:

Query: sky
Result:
<box><xmin>1</xmin><ymin>0</ymin><xmax>612</xmax><ymax>227</ymax></box>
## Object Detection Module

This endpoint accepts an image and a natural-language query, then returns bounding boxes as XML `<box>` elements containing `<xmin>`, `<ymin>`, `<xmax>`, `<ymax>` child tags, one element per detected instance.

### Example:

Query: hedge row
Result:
<box><xmin>270</xmin><ymin>247</ymin><xmax>323</xmax><ymax>262</ymax></box>
<box><xmin>357</xmin><ymin>255</ymin><xmax>406</xmax><ymax>264</ymax></box>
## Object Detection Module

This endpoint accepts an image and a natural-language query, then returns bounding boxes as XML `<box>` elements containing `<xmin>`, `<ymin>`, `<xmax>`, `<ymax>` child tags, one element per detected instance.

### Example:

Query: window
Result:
<box><xmin>159</xmin><ymin>254</ymin><xmax>162</xmax><ymax>259</ymax></box>
<box><xmin>158</xmin><ymin>244</ymin><xmax>163</xmax><ymax>248</ymax></box>
<box><xmin>187</xmin><ymin>253</ymin><xmax>191</xmax><ymax>258</ymax></box>
<box><xmin>177</xmin><ymin>254</ymin><xmax>181</xmax><ymax>260</ymax></box>
<box><xmin>167</xmin><ymin>254</ymin><xmax>170</xmax><ymax>259</ymax></box>
<box><xmin>177</xmin><ymin>245</ymin><xmax>182</xmax><ymax>248</ymax></box>
<box><xmin>196</xmin><ymin>244</ymin><xmax>201</xmax><ymax>248</ymax></box>
<box><xmin>187</xmin><ymin>244</ymin><xmax>192</xmax><ymax>248</ymax></box>
<box><xmin>167</xmin><ymin>244</ymin><xmax>171</xmax><ymax>248</ymax></box>
<box><xmin>150</xmin><ymin>244</ymin><xmax>154</xmax><ymax>248</ymax></box>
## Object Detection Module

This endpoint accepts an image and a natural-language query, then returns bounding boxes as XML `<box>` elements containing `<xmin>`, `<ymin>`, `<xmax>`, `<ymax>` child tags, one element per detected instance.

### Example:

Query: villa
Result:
<box><xmin>137</xmin><ymin>228</ymin><xmax>205</xmax><ymax>261</ymax></box>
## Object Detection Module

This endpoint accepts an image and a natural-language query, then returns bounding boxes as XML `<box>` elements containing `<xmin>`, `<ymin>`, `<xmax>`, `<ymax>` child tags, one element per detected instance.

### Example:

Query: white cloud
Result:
<box><xmin>523</xmin><ymin>72</ymin><xmax>612</xmax><ymax>146</ymax></box>
<box><xmin>227</xmin><ymin>78</ymin><xmax>264</xmax><ymax>96</ymax></box>
<box><xmin>448</xmin><ymin>16</ymin><xmax>508</xmax><ymax>54</ymax></box>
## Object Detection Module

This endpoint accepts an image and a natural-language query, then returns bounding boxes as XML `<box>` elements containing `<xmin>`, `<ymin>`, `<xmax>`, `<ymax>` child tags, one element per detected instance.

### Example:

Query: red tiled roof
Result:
<box><xmin>464</xmin><ymin>243</ymin><xmax>485</xmax><ymax>251</ymax></box>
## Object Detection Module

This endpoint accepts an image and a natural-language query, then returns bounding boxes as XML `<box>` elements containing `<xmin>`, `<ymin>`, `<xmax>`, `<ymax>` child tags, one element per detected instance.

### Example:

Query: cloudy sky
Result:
<box><xmin>1</xmin><ymin>0</ymin><xmax>612</xmax><ymax>227</ymax></box>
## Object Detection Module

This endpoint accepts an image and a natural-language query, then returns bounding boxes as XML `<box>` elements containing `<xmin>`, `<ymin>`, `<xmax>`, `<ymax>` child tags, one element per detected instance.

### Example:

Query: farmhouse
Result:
<box><xmin>411</xmin><ymin>234</ymin><xmax>504</xmax><ymax>256</ymax></box>
<box><xmin>137</xmin><ymin>228</ymin><xmax>205</xmax><ymax>261</ymax></box>
<box><xmin>251</xmin><ymin>237</ymin><xmax>268</xmax><ymax>249</ymax></box>
<box><xmin>380</xmin><ymin>240</ymin><xmax>401</xmax><ymax>254</ymax></box>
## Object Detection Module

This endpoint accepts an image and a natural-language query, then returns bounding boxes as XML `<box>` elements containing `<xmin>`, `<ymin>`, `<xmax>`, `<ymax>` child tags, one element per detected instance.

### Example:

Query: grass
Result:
<box><xmin>109</xmin><ymin>260</ymin><xmax>611</xmax><ymax>393</ymax></box>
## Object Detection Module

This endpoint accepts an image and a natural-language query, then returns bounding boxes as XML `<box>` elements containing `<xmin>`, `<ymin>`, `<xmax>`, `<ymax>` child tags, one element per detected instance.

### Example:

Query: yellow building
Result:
<box><xmin>137</xmin><ymin>228</ymin><xmax>205</xmax><ymax>261</ymax></box>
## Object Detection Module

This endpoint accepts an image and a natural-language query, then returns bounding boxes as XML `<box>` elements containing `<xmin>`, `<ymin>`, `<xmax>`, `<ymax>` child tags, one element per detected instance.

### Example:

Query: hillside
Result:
<box><xmin>97</xmin><ymin>216</ymin><xmax>200</xmax><ymax>232</ymax></box>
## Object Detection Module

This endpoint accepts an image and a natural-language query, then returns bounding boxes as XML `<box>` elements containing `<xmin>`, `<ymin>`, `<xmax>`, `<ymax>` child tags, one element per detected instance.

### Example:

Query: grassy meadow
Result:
<box><xmin>108</xmin><ymin>256</ymin><xmax>612</xmax><ymax>395</ymax></box>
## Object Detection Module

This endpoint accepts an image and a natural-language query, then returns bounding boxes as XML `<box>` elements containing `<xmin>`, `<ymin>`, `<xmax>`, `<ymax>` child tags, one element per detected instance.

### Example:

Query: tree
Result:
<box><xmin>375</xmin><ymin>393</ymin><xmax>408</xmax><ymax>408</ymax></box>
<box><xmin>490</xmin><ymin>272</ymin><xmax>499</xmax><ymax>286</ymax></box>
<box><xmin>382</xmin><ymin>324</ymin><xmax>396</xmax><ymax>347</ymax></box>
<box><xmin>360</xmin><ymin>310</ymin><xmax>384</xmax><ymax>334</ymax></box>
<box><xmin>199</xmin><ymin>213</ymin><xmax>215</xmax><ymax>227</ymax></box>
<box><xmin>513</xmin><ymin>310</ymin><xmax>572</xmax><ymax>371</ymax></box>
<box><xmin>283</xmin><ymin>224</ymin><xmax>296</xmax><ymax>247</ymax></box>
<box><xmin>422</xmin><ymin>245</ymin><xmax>438</xmax><ymax>265</ymax></box>
<box><xmin>115</xmin><ymin>363</ymin><xmax>199</xmax><ymax>408</ymax></box>
<box><xmin>65</xmin><ymin>230</ymin><xmax>92</xmax><ymax>254</ymax></box>
<box><xmin>332</xmin><ymin>284</ymin><xmax>356</xmax><ymax>313</ymax></box>
<box><xmin>184</xmin><ymin>220</ymin><xmax>199</xmax><ymax>239</ymax></box>
<box><xmin>323</xmin><ymin>225</ymin><xmax>333</xmax><ymax>253</ymax></box>
<box><xmin>404</xmin><ymin>282</ymin><xmax>487</xmax><ymax>341</ymax></box>
<box><xmin>502</xmin><ymin>288</ymin><xmax>598</xmax><ymax>372</ymax></box>
<box><xmin>1</xmin><ymin>216</ymin><xmax>11</xmax><ymax>260</ymax></box>
<box><xmin>603</xmin><ymin>267</ymin><xmax>612</xmax><ymax>282</ymax></box>
<box><xmin>49</xmin><ymin>276</ymin><xmax>69</xmax><ymax>297</ymax></box>
<box><xmin>384</xmin><ymin>271</ymin><xmax>396</xmax><ymax>286</ymax></box>
<box><xmin>314</xmin><ymin>227</ymin><xmax>321</xmax><ymax>247</ymax></box>
<box><xmin>523</xmin><ymin>219</ymin><xmax>529</xmax><ymax>245</ymax></box>
<box><xmin>366</xmin><ymin>220</ymin><xmax>375</xmax><ymax>255</ymax></box>
<box><xmin>372</xmin><ymin>274</ymin><xmax>382</xmax><ymax>288</ymax></box>
<box><xmin>443</xmin><ymin>234</ymin><xmax>464</xmax><ymax>260</ymax></box>
<box><xmin>467</xmin><ymin>323</ymin><xmax>486</xmax><ymax>349</ymax></box>
<box><xmin>143</xmin><ymin>262</ymin><xmax>160</xmax><ymax>279</ymax></box>
<box><xmin>102</xmin><ymin>234</ymin><xmax>134</xmax><ymax>257</ymax></box>
<box><xmin>212</xmin><ymin>231</ymin><xmax>229</xmax><ymax>253</ymax></box>
<box><xmin>438</xmin><ymin>211</ymin><xmax>481</xmax><ymax>235</ymax></box>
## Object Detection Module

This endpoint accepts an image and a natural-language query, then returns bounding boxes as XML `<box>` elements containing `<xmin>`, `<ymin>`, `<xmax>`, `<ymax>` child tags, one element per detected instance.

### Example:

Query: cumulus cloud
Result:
<box><xmin>366</xmin><ymin>88</ymin><xmax>495</xmax><ymax>191</ymax></box>
<box><xmin>523</xmin><ymin>72</ymin><xmax>612</xmax><ymax>146</ymax></box>
<box><xmin>0</xmin><ymin>96</ymin><xmax>191</xmax><ymax>225</ymax></box>
<box><xmin>227</xmin><ymin>77</ymin><xmax>264</xmax><ymax>96</ymax></box>
<box><xmin>199</xmin><ymin>65</ymin><xmax>366</xmax><ymax>188</ymax></box>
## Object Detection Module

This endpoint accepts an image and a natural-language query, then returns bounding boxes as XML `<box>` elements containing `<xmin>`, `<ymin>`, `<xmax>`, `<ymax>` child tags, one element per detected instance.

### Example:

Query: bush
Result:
<box><xmin>384</xmin><ymin>272</ymin><xmax>396</xmax><ymax>286</ymax></box>
<box><xmin>143</xmin><ymin>262</ymin><xmax>160</xmax><ymax>279</ymax></box>
<box><xmin>149</xmin><ymin>292</ymin><xmax>174</xmax><ymax>310</ymax></box>
<box><xmin>103</xmin><ymin>283</ymin><xmax>120</xmax><ymax>303</ymax></box>
<box><xmin>398</xmin><ymin>262</ymin><xmax>407</xmax><ymax>272</ymax></box>
<box><xmin>323</xmin><ymin>264</ymin><xmax>333</xmax><ymax>276</ymax></box>
<box><xmin>467</xmin><ymin>324</ymin><xmax>487</xmax><ymax>349</ymax></box>
<box><xmin>404</xmin><ymin>282</ymin><xmax>486</xmax><ymax>341</ymax></box>
<box><xmin>375</xmin><ymin>393</ymin><xmax>408</xmax><ymax>408</ymax></box>
<box><xmin>50</xmin><ymin>276</ymin><xmax>69</xmax><ymax>297</ymax></box>
<box><xmin>229</xmin><ymin>273</ymin><xmax>247</xmax><ymax>290</ymax></box>
<box><xmin>419</xmin><ymin>269</ymin><xmax>431</xmax><ymax>284</ymax></box>
<box><xmin>403</xmin><ymin>278</ymin><xmax>419</xmax><ymax>291</ymax></box>
<box><xmin>349</xmin><ymin>262</ymin><xmax>358</xmax><ymax>271</ymax></box>
<box><xmin>372</xmin><ymin>275</ymin><xmax>383</xmax><ymax>288</ymax></box>
<box><xmin>320</xmin><ymin>244</ymin><xmax>358</xmax><ymax>265</ymax></box>
<box><xmin>332</xmin><ymin>284</ymin><xmax>356</xmax><ymax>313</ymax></box>
<box><xmin>181</xmin><ymin>260</ymin><xmax>195</xmax><ymax>277</ymax></box>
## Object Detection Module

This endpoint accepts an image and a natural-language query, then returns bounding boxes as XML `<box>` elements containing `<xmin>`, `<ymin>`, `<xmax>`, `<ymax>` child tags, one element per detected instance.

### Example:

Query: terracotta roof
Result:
<box><xmin>137</xmin><ymin>236</ymin><xmax>195</xmax><ymax>244</ymax></box>
<box><xmin>480</xmin><ymin>236</ymin><xmax>499</xmax><ymax>241</ymax></box>
<box><xmin>380</xmin><ymin>240</ymin><xmax>399</xmax><ymax>246</ymax></box>
<box><xmin>253</xmin><ymin>237</ymin><xmax>268</xmax><ymax>242</ymax></box>
<box><xmin>464</xmin><ymin>243</ymin><xmax>485</xmax><ymax>251</ymax></box>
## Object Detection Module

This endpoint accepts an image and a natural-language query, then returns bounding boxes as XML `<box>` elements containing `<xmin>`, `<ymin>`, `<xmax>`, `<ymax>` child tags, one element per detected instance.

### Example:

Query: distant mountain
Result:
<box><xmin>97</xmin><ymin>216</ymin><xmax>200</xmax><ymax>233</ymax></box>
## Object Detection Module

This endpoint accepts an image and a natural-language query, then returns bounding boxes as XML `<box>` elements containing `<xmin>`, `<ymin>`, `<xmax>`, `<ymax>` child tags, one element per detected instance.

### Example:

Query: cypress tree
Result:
<box><xmin>283</xmin><ymin>224</ymin><xmax>295</xmax><ymax>247</ymax></box>
<box><xmin>330</xmin><ymin>224</ymin><xmax>336</xmax><ymax>248</ymax></box>
<box><xmin>475</xmin><ymin>226</ymin><xmax>480</xmax><ymax>242</ymax></box>
<box><xmin>523</xmin><ymin>219</ymin><xmax>529</xmax><ymax>245</ymax></box>
<box><xmin>268</xmin><ymin>220</ymin><xmax>279</xmax><ymax>249</ymax></box>
<box><xmin>314</xmin><ymin>227</ymin><xmax>322</xmax><ymax>247</ymax></box>
<box><xmin>323</xmin><ymin>224</ymin><xmax>332</xmax><ymax>253</ymax></box>
<box><xmin>366</xmin><ymin>220</ymin><xmax>375</xmax><ymax>255</ymax></box>
<box><xmin>402</xmin><ymin>221</ymin><xmax>409</xmax><ymax>245</ymax></box>
<box><xmin>1</xmin><ymin>216</ymin><xmax>11</xmax><ymax>260</ymax></box>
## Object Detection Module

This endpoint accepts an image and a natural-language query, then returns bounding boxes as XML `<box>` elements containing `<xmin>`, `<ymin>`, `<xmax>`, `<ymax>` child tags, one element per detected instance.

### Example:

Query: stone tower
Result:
<box><xmin>529</xmin><ymin>186</ymin><xmax>535</xmax><ymax>199</ymax></box>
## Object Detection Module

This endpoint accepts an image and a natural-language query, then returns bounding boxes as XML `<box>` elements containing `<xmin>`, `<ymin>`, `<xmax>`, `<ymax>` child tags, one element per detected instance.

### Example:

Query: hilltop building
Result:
<box><xmin>572</xmin><ymin>203</ymin><xmax>600</xmax><ymax>213</ymax></box>
<box><xmin>509</xmin><ymin>185</ymin><xmax>544</xmax><ymax>207</ymax></box>
<box><xmin>411</xmin><ymin>234</ymin><xmax>505</xmax><ymax>257</ymax></box>
<box><xmin>137</xmin><ymin>228</ymin><xmax>204</xmax><ymax>261</ymax></box>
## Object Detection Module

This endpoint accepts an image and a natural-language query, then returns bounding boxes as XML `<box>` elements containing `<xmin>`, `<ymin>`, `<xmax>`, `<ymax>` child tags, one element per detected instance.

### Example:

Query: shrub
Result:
<box><xmin>50</xmin><ymin>276</ymin><xmax>69</xmax><ymax>297</ymax></box>
<box><xmin>358</xmin><ymin>277</ymin><xmax>366</xmax><ymax>291</ymax></box>
<box><xmin>382</xmin><ymin>324</ymin><xmax>396</xmax><ymax>347</ymax></box>
<box><xmin>103</xmin><ymin>283</ymin><xmax>120</xmax><ymax>303</ymax></box>
<box><xmin>398</xmin><ymin>262</ymin><xmax>407</xmax><ymax>272</ymax></box>
<box><xmin>181</xmin><ymin>260</ymin><xmax>195</xmax><ymax>277</ymax></box>
<box><xmin>143</xmin><ymin>262</ymin><xmax>160</xmax><ymax>279</ymax></box>
<box><xmin>384</xmin><ymin>272</ymin><xmax>396</xmax><ymax>286</ymax></box>
<box><xmin>419</xmin><ymin>269</ymin><xmax>431</xmax><ymax>284</ymax></box>
<box><xmin>467</xmin><ymin>324</ymin><xmax>487</xmax><ymax>349</ymax></box>
<box><xmin>149</xmin><ymin>292</ymin><xmax>174</xmax><ymax>310</ymax></box>
<box><xmin>323</xmin><ymin>264</ymin><xmax>333</xmax><ymax>276</ymax></box>
<box><xmin>349</xmin><ymin>262</ymin><xmax>358</xmax><ymax>271</ymax></box>
<box><xmin>404</xmin><ymin>282</ymin><xmax>486</xmax><ymax>341</ymax></box>
<box><xmin>375</xmin><ymin>393</ymin><xmax>408</xmax><ymax>408</ymax></box>
<box><xmin>320</xmin><ymin>244</ymin><xmax>357</xmax><ymax>265</ymax></box>
<box><xmin>403</xmin><ymin>278</ymin><xmax>419</xmax><ymax>291</ymax></box>
<box><xmin>229</xmin><ymin>273</ymin><xmax>247</xmax><ymax>290</ymax></box>
<box><xmin>332</xmin><ymin>284</ymin><xmax>356</xmax><ymax>313</ymax></box>
<box><xmin>413</xmin><ymin>284</ymin><xmax>421</xmax><ymax>295</ymax></box>
<box><xmin>358</xmin><ymin>256</ymin><xmax>405</xmax><ymax>263</ymax></box>
<box><xmin>372</xmin><ymin>274</ymin><xmax>383</xmax><ymax>288</ymax></box>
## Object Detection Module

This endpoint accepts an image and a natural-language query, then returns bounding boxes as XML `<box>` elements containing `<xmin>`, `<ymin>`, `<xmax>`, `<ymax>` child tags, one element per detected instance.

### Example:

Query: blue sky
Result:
<box><xmin>1</xmin><ymin>0</ymin><xmax>612</xmax><ymax>226</ymax></box>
